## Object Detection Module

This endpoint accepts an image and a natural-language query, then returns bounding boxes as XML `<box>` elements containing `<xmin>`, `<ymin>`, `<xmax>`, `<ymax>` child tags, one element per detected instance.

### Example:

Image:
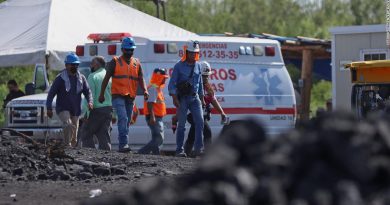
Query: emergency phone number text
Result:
<box><xmin>179</xmin><ymin>50</ymin><xmax>239</xmax><ymax>59</ymax></box>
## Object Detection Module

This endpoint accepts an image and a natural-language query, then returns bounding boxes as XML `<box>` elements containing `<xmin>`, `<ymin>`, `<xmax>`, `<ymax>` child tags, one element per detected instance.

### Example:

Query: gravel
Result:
<box><xmin>0</xmin><ymin>133</ymin><xmax>197</xmax><ymax>204</ymax></box>
<box><xmin>82</xmin><ymin>112</ymin><xmax>390</xmax><ymax>205</ymax></box>
<box><xmin>4</xmin><ymin>111</ymin><xmax>390</xmax><ymax>205</ymax></box>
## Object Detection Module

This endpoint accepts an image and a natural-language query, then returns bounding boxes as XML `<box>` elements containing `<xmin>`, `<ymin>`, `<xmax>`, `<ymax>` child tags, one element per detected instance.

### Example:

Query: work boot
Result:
<box><xmin>118</xmin><ymin>144</ymin><xmax>132</xmax><ymax>153</ymax></box>
<box><xmin>175</xmin><ymin>151</ymin><xmax>187</xmax><ymax>157</ymax></box>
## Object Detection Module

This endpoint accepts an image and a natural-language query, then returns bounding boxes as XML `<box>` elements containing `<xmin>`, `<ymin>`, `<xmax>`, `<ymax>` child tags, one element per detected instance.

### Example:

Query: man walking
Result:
<box><xmin>138</xmin><ymin>68</ymin><xmax>169</xmax><ymax>155</ymax></box>
<box><xmin>46</xmin><ymin>53</ymin><xmax>93</xmax><ymax>147</ymax></box>
<box><xmin>81</xmin><ymin>56</ymin><xmax>112</xmax><ymax>150</ymax></box>
<box><xmin>184</xmin><ymin>61</ymin><xmax>227</xmax><ymax>156</ymax></box>
<box><xmin>99</xmin><ymin>37</ymin><xmax>148</xmax><ymax>153</ymax></box>
<box><xmin>3</xmin><ymin>80</ymin><xmax>25</xmax><ymax>108</ymax></box>
<box><xmin>168</xmin><ymin>40</ymin><xmax>205</xmax><ymax>157</ymax></box>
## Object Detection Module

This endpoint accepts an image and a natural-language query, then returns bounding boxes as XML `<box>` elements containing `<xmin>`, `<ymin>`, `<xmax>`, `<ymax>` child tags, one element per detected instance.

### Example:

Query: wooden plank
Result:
<box><xmin>300</xmin><ymin>49</ymin><xmax>314</xmax><ymax>121</ymax></box>
<box><xmin>282</xmin><ymin>51</ymin><xmax>330</xmax><ymax>59</ymax></box>
<box><xmin>282</xmin><ymin>45</ymin><xmax>326</xmax><ymax>52</ymax></box>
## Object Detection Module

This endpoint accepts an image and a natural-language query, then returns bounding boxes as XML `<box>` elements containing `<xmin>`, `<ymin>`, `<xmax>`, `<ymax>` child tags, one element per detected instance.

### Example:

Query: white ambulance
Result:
<box><xmin>5</xmin><ymin>33</ymin><xmax>296</xmax><ymax>150</ymax></box>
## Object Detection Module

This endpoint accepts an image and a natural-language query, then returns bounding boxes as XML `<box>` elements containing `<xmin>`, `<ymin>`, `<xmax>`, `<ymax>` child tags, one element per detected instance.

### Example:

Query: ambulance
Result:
<box><xmin>5</xmin><ymin>33</ymin><xmax>296</xmax><ymax>150</ymax></box>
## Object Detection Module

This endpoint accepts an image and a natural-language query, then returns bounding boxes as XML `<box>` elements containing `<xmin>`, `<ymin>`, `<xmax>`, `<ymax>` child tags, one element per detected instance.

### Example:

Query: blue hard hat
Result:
<box><xmin>121</xmin><ymin>37</ymin><xmax>136</xmax><ymax>49</ymax></box>
<box><xmin>64</xmin><ymin>53</ymin><xmax>80</xmax><ymax>64</ymax></box>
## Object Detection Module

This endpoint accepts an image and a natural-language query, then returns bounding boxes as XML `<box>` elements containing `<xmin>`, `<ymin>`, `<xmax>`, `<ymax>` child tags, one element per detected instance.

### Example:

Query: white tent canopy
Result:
<box><xmin>0</xmin><ymin>0</ymin><xmax>196</xmax><ymax>69</ymax></box>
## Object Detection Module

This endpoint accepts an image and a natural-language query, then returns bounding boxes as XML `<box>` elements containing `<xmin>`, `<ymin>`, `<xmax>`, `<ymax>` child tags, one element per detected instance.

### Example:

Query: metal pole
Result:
<box><xmin>387</xmin><ymin>0</ymin><xmax>390</xmax><ymax>48</ymax></box>
<box><xmin>153</xmin><ymin>0</ymin><xmax>160</xmax><ymax>19</ymax></box>
<box><xmin>161</xmin><ymin>1</ymin><xmax>166</xmax><ymax>21</ymax></box>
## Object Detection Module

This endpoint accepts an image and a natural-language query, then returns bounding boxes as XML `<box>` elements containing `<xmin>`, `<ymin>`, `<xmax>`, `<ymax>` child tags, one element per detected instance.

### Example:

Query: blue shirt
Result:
<box><xmin>46</xmin><ymin>73</ymin><xmax>92</xmax><ymax>116</ymax></box>
<box><xmin>168</xmin><ymin>60</ymin><xmax>203</xmax><ymax>96</ymax></box>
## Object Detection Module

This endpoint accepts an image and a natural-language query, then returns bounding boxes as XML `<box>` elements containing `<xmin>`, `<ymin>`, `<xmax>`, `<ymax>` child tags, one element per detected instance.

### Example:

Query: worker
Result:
<box><xmin>138</xmin><ymin>68</ymin><xmax>169</xmax><ymax>155</ymax></box>
<box><xmin>168</xmin><ymin>40</ymin><xmax>205</xmax><ymax>157</ymax></box>
<box><xmin>81</xmin><ymin>56</ymin><xmax>112</xmax><ymax>150</ymax></box>
<box><xmin>46</xmin><ymin>53</ymin><xmax>93</xmax><ymax>147</ymax></box>
<box><xmin>99</xmin><ymin>37</ymin><xmax>148</xmax><ymax>153</ymax></box>
<box><xmin>184</xmin><ymin>61</ymin><xmax>227</xmax><ymax>156</ymax></box>
<box><xmin>3</xmin><ymin>80</ymin><xmax>25</xmax><ymax>109</ymax></box>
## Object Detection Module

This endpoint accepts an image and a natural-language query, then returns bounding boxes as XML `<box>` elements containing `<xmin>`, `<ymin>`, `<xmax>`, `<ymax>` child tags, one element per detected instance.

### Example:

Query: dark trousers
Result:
<box><xmin>81</xmin><ymin>106</ymin><xmax>112</xmax><ymax>150</ymax></box>
<box><xmin>184</xmin><ymin>113</ymin><xmax>212</xmax><ymax>155</ymax></box>
<box><xmin>138</xmin><ymin>116</ymin><xmax>164</xmax><ymax>155</ymax></box>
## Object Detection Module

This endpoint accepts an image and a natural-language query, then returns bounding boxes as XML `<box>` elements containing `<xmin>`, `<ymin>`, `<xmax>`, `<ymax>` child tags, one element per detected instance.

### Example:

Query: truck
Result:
<box><xmin>4</xmin><ymin>33</ymin><xmax>297</xmax><ymax>150</ymax></box>
<box><xmin>346</xmin><ymin>60</ymin><xmax>390</xmax><ymax>119</ymax></box>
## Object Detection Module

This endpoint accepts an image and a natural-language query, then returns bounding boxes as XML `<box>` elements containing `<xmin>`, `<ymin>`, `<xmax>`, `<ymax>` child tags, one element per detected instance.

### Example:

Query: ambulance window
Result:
<box><xmin>89</xmin><ymin>45</ymin><xmax>98</xmax><ymax>56</ymax></box>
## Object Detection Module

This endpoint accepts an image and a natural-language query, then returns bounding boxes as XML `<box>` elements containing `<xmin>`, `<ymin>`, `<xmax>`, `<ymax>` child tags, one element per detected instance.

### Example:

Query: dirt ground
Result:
<box><xmin>5</xmin><ymin>114</ymin><xmax>390</xmax><ymax>205</ymax></box>
<box><xmin>0</xmin><ymin>146</ymin><xmax>197</xmax><ymax>205</ymax></box>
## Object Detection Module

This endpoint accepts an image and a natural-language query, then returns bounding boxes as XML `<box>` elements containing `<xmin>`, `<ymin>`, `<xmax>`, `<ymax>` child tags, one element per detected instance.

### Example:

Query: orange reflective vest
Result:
<box><xmin>111</xmin><ymin>56</ymin><xmax>140</xmax><ymax>98</ymax></box>
<box><xmin>144</xmin><ymin>86</ymin><xmax>166</xmax><ymax>117</ymax></box>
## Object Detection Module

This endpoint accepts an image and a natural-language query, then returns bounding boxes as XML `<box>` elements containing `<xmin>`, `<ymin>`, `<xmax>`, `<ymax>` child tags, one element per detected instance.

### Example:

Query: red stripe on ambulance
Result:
<box><xmin>139</xmin><ymin>107</ymin><xmax>295</xmax><ymax>115</ymax></box>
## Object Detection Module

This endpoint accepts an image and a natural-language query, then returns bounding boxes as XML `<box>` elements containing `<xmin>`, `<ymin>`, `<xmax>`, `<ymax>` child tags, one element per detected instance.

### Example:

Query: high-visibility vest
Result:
<box><xmin>144</xmin><ymin>85</ymin><xmax>166</xmax><ymax>117</ymax></box>
<box><xmin>111</xmin><ymin>56</ymin><xmax>139</xmax><ymax>97</ymax></box>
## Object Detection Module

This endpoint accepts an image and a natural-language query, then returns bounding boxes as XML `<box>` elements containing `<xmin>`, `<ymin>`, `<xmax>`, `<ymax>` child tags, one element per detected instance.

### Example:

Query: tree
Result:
<box><xmin>350</xmin><ymin>0</ymin><xmax>385</xmax><ymax>25</ymax></box>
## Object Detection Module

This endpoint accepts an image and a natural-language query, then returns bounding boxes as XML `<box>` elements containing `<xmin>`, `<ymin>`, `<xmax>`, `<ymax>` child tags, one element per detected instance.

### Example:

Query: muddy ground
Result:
<box><xmin>0</xmin><ymin>145</ymin><xmax>197</xmax><ymax>205</ymax></box>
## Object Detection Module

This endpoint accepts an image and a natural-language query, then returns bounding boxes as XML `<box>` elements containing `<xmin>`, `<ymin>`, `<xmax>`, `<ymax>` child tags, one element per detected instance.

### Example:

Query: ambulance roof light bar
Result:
<box><xmin>87</xmin><ymin>33</ymin><xmax>132</xmax><ymax>43</ymax></box>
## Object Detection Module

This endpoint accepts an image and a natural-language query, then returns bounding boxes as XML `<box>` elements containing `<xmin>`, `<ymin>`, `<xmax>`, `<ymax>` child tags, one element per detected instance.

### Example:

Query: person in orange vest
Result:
<box><xmin>138</xmin><ymin>68</ymin><xmax>168</xmax><ymax>155</ymax></box>
<box><xmin>99</xmin><ymin>37</ymin><xmax>149</xmax><ymax>153</ymax></box>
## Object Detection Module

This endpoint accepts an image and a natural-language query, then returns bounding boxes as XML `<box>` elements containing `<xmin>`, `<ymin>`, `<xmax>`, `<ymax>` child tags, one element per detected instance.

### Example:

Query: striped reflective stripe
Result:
<box><xmin>139</xmin><ymin>107</ymin><xmax>296</xmax><ymax>115</ymax></box>
<box><xmin>112</xmin><ymin>75</ymin><xmax>139</xmax><ymax>81</ymax></box>
<box><xmin>155</xmin><ymin>100</ymin><xmax>164</xmax><ymax>103</ymax></box>
<box><xmin>112</xmin><ymin>75</ymin><xmax>128</xmax><ymax>78</ymax></box>
<box><xmin>129</xmin><ymin>76</ymin><xmax>139</xmax><ymax>81</ymax></box>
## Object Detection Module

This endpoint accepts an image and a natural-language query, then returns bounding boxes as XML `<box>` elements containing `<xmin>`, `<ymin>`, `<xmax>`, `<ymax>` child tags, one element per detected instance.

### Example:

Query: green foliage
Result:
<box><xmin>310</xmin><ymin>80</ymin><xmax>332</xmax><ymax>116</ymax></box>
<box><xmin>286</xmin><ymin>64</ymin><xmax>301</xmax><ymax>84</ymax></box>
<box><xmin>0</xmin><ymin>66</ymin><xmax>34</xmax><ymax>126</ymax></box>
<box><xmin>118</xmin><ymin>0</ymin><xmax>385</xmax><ymax>39</ymax></box>
<box><xmin>0</xmin><ymin>66</ymin><xmax>59</xmax><ymax>127</ymax></box>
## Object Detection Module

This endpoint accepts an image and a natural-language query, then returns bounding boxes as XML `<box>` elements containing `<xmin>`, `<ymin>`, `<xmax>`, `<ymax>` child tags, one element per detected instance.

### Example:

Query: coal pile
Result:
<box><xmin>82</xmin><ymin>111</ymin><xmax>390</xmax><ymax>205</ymax></box>
<box><xmin>0</xmin><ymin>135</ymin><xmax>128</xmax><ymax>182</ymax></box>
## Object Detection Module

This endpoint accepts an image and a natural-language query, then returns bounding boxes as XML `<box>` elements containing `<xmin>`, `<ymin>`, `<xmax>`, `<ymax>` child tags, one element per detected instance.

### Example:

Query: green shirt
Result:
<box><xmin>81</xmin><ymin>67</ymin><xmax>113</xmax><ymax>118</ymax></box>
<box><xmin>88</xmin><ymin>67</ymin><xmax>112</xmax><ymax>108</ymax></box>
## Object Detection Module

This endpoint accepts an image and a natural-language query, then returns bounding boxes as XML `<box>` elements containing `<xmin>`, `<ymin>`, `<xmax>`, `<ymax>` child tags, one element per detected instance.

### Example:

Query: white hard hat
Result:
<box><xmin>186</xmin><ymin>40</ymin><xmax>200</xmax><ymax>52</ymax></box>
<box><xmin>201</xmin><ymin>61</ymin><xmax>211</xmax><ymax>76</ymax></box>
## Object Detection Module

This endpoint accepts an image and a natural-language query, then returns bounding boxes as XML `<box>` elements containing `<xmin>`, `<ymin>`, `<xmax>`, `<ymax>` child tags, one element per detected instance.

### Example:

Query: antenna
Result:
<box><xmin>387</xmin><ymin>0</ymin><xmax>390</xmax><ymax>48</ymax></box>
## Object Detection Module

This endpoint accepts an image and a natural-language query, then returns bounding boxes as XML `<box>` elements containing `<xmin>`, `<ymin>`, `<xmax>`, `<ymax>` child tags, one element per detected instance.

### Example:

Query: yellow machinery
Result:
<box><xmin>346</xmin><ymin>60</ymin><xmax>390</xmax><ymax>118</ymax></box>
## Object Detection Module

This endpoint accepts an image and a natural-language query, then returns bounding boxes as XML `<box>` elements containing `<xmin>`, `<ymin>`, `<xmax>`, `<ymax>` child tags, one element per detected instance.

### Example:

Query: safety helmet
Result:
<box><xmin>64</xmin><ymin>53</ymin><xmax>80</xmax><ymax>64</ymax></box>
<box><xmin>121</xmin><ymin>37</ymin><xmax>136</xmax><ymax>49</ymax></box>
<box><xmin>200</xmin><ymin>61</ymin><xmax>211</xmax><ymax>76</ymax></box>
<box><xmin>153</xmin><ymin>68</ymin><xmax>169</xmax><ymax>78</ymax></box>
<box><xmin>150</xmin><ymin>68</ymin><xmax>169</xmax><ymax>86</ymax></box>
<box><xmin>186</xmin><ymin>40</ymin><xmax>200</xmax><ymax>53</ymax></box>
